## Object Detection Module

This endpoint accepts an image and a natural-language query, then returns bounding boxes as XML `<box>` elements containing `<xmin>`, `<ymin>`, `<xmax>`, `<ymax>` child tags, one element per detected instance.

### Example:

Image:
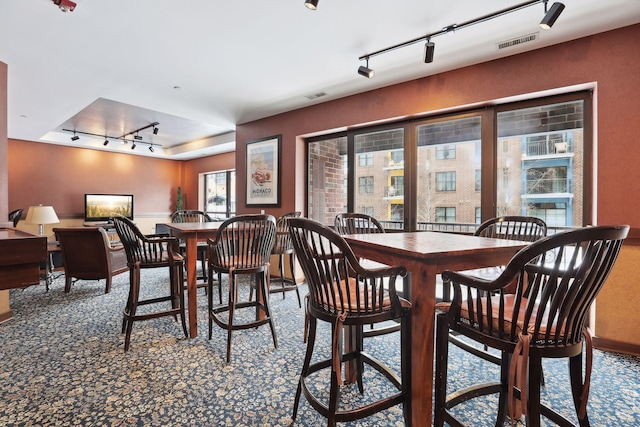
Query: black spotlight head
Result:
<box><xmin>540</xmin><ymin>2</ymin><xmax>565</xmax><ymax>30</ymax></box>
<box><xmin>131</xmin><ymin>143</ymin><xmax>136</xmax><ymax>150</ymax></box>
<box><xmin>304</xmin><ymin>0</ymin><xmax>318</xmax><ymax>10</ymax></box>
<box><xmin>424</xmin><ymin>41</ymin><xmax>435</xmax><ymax>63</ymax></box>
<box><xmin>149</xmin><ymin>145</ymin><xmax>154</xmax><ymax>153</ymax></box>
<box><xmin>358</xmin><ymin>65</ymin><xmax>375</xmax><ymax>79</ymax></box>
<box><xmin>103</xmin><ymin>139</ymin><xmax>109</xmax><ymax>146</ymax></box>
<box><xmin>71</xmin><ymin>135</ymin><xmax>79</xmax><ymax>141</ymax></box>
<box><xmin>134</xmin><ymin>134</ymin><xmax>143</xmax><ymax>140</ymax></box>
<box><xmin>153</xmin><ymin>126</ymin><xmax>159</xmax><ymax>135</ymax></box>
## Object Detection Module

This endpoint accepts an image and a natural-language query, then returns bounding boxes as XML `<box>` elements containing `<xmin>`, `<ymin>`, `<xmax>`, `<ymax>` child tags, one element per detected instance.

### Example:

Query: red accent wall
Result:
<box><xmin>7</xmin><ymin>139</ymin><xmax>184</xmax><ymax>218</ymax></box>
<box><xmin>235</xmin><ymin>24</ymin><xmax>640</xmax><ymax>228</ymax></box>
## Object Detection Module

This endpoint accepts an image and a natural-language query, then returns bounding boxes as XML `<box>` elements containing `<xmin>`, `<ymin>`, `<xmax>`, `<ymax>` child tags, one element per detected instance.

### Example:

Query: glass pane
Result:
<box><xmin>353</xmin><ymin>129</ymin><xmax>405</xmax><ymax>230</ymax></box>
<box><xmin>497</xmin><ymin>101</ymin><xmax>583</xmax><ymax>227</ymax></box>
<box><xmin>416</xmin><ymin>117</ymin><xmax>482</xmax><ymax>232</ymax></box>
<box><xmin>308</xmin><ymin>137</ymin><xmax>348</xmax><ymax>226</ymax></box>
<box><xmin>204</xmin><ymin>170</ymin><xmax>235</xmax><ymax>218</ymax></box>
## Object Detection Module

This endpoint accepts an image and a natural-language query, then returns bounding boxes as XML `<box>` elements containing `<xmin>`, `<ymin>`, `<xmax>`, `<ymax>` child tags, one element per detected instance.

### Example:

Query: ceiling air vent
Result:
<box><xmin>305</xmin><ymin>91</ymin><xmax>327</xmax><ymax>100</ymax></box>
<box><xmin>496</xmin><ymin>32</ymin><xmax>539</xmax><ymax>50</ymax></box>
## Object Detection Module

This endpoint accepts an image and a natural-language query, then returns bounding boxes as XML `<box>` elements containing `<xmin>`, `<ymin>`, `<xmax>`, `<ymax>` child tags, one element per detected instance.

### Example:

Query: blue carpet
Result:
<box><xmin>1</xmin><ymin>269</ymin><xmax>639</xmax><ymax>426</ymax></box>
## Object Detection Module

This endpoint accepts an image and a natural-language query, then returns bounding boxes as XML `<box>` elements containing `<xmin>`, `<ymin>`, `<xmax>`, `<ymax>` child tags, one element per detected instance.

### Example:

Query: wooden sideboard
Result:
<box><xmin>0</xmin><ymin>227</ymin><xmax>47</xmax><ymax>290</ymax></box>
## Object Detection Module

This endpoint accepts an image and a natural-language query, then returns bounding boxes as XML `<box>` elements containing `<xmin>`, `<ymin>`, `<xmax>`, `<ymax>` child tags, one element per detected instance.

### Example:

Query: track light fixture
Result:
<box><xmin>62</xmin><ymin>124</ymin><xmax>162</xmax><ymax>154</ymax></box>
<box><xmin>304</xmin><ymin>0</ymin><xmax>318</xmax><ymax>10</ymax></box>
<box><xmin>357</xmin><ymin>0</ymin><xmax>564</xmax><ymax>76</ymax></box>
<box><xmin>358</xmin><ymin>57</ymin><xmax>375</xmax><ymax>79</ymax></box>
<box><xmin>424</xmin><ymin>39</ymin><xmax>435</xmax><ymax>63</ymax></box>
<box><xmin>539</xmin><ymin>1</ymin><xmax>565</xmax><ymax>30</ymax></box>
<box><xmin>153</xmin><ymin>126</ymin><xmax>159</xmax><ymax>135</ymax></box>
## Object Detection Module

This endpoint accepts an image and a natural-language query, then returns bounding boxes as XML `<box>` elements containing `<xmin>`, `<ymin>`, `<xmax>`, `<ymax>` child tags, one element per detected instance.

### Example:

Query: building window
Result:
<box><xmin>526</xmin><ymin>166</ymin><xmax>568</xmax><ymax>194</ymax></box>
<box><xmin>391</xmin><ymin>150</ymin><xmax>404</xmax><ymax>164</ymax></box>
<box><xmin>358</xmin><ymin>176</ymin><xmax>374</xmax><ymax>194</ymax></box>
<box><xmin>387</xmin><ymin>175</ymin><xmax>404</xmax><ymax>197</ymax></box>
<box><xmin>436</xmin><ymin>207</ymin><xmax>456</xmax><ymax>223</ymax></box>
<box><xmin>204</xmin><ymin>170</ymin><xmax>235</xmax><ymax>218</ymax></box>
<box><xmin>436</xmin><ymin>144</ymin><xmax>456</xmax><ymax>160</ymax></box>
<box><xmin>391</xmin><ymin>204</ymin><xmax>404</xmax><ymax>221</ymax></box>
<box><xmin>475</xmin><ymin>207</ymin><xmax>481</xmax><ymax>224</ymax></box>
<box><xmin>475</xmin><ymin>169</ymin><xmax>481</xmax><ymax>191</ymax></box>
<box><xmin>358</xmin><ymin>153</ymin><xmax>373</xmax><ymax>167</ymax></box>
<box><xmin>360</xmin><ymin>206</ymin><xmax>374</xmax><ymax>216</ymax></box>
<box><xmin>436</xmin><ymin>171</ymin><xmax>456</xmax><ymax>191</ymax></box>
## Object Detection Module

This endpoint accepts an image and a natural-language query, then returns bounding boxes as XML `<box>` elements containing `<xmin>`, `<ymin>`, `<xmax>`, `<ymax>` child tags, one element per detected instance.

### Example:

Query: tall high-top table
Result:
<box><xmin>164</xmin><ymin>222</ymin><xmax>222</xmax><ymax>338</ymax></box>
<box><xmin>344</xmin><ymin>231</ymin><xmax>527</xmax><ymax>427</ymax></box>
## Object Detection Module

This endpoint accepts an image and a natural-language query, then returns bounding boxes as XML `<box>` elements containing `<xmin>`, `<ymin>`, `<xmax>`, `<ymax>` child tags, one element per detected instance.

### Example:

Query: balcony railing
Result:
<box><xmin>377</xmin><ymin>220</ymin><xmax>575</xmax><ymax>235</ymax></box>
<box><xmin>524</xmin><ymin>140</ymin><xmax>574</xmax><ymax>157</ymax></box>
<box><xmin>526</xmin><ymin>178</ymin><xmax>572</xmax><ymax>194</ymax></box>
<box><xmin>384</xmin><ymin>186</ymin><xmax>405</xmax><ymax>197</ymax></box>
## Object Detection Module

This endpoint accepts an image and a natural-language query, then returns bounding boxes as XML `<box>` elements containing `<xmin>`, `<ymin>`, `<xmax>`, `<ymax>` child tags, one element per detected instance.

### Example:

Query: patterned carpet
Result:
<box><xmin>1</xmin><ymin>269</ymin><xmax>639</xmax><ymax>426</ymax></box>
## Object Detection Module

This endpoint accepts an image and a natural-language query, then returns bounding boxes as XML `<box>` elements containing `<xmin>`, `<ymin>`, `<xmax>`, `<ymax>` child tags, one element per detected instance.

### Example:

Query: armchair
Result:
<box><xmin>54</xmin><ymin>227</ymin><xmax>129</xmax><ymax>294</ymax></box>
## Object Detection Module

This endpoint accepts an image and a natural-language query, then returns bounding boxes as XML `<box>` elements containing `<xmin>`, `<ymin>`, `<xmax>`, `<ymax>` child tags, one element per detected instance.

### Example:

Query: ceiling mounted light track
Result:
<box><xmin>357</xmin><ymin>0</ymin><xmax>564</xmax><ymax>78</ymax></box>
<box><xmin>62</xmin><ymin>122</ymin><xmax>162</xmax><ymax>153</ymax></box>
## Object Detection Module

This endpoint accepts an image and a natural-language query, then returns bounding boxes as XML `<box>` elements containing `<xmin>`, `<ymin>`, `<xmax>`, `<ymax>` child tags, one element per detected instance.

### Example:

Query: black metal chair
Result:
<box><xmin>207</xmin><ymin>214</ymin><xmax>277</xmax><ymax>363</ymax></box>
<box><xmin>289</xmin><ymin>217</ymin><xmax>411</xmax><ymax>427</ymax></box>
<box><xmin>113</xmin><ymin>217</ymin><xmax>188</xmax><ymax>352</ymax></box>
<box><xmin>268</xmin><ymin>211</ymin><xmax>303</xmax><ymax>307</ymax></box>
<box><xmin>434</xmin><ymin>225</ymin><xmax>629</xmax><ymax>427</ymax></box>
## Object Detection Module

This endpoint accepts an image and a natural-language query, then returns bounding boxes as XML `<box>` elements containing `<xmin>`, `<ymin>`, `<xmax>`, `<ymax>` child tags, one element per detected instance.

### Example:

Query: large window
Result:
<box><xmin>204</xmin><ymin>170</ymin><xmax>235</xmax><ymax>218</ymax></box>
<box><xmin>308</xmin><ymin>92</ymin><xmax>590</xmax><ymax>231</ymax></box>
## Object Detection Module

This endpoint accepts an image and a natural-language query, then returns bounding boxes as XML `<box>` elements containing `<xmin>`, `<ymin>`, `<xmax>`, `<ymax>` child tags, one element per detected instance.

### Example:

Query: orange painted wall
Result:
<box><xmin>7</xmin><ymin>139</ymin><xmax>184</xmax><ymax>218</ymax></box>
<box><xmin>234</xmin><ymin>24</ymin><xmax>640</xmax><ymax>348</ymax></box>
<box><xmin>235</xmin><ymin>24</ymin><xmax>640</xmax><ymax>228</ymax></box>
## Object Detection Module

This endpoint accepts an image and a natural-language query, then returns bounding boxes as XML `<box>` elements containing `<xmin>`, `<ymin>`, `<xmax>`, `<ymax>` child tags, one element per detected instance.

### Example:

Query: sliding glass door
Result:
<box><xmin>307</xmin><ymin>92</ymin><xmax>591</xmax><ymax>232</ymax></box>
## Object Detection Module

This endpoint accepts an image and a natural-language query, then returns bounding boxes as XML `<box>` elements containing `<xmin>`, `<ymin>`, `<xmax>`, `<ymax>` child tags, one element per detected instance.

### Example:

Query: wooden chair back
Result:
<box><xmin>171</xmin><ymin>210</ymin><xmax>212</xmax><ymax>223</ymax></box>
<box><xmin>113</xmin><ymin>217</ymin><xmax>180</xmax><ymax>268</ymax></box>
<box><xmin>475</xmin><ymin>215</ymin><xmax>547</xmax><ymax>242</ymax></box>
<box><xmin>334</xmin><ymin>213</ymin><xmax>385</xmax><ymax>235</ymax></box>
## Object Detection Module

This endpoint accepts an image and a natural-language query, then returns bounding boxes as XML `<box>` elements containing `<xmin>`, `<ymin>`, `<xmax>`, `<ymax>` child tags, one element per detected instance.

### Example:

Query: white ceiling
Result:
<box><xmin>1</xmin><ymin>0</ymin><xmax>639</xmax><ymax>160</ymax></box>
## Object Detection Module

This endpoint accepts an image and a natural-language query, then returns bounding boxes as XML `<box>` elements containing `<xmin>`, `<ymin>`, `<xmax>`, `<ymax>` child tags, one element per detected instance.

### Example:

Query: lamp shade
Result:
<box><xmin>25</xmin><ymin>205</ymin><xmax>60</xmax><ymax>225</ymax></box>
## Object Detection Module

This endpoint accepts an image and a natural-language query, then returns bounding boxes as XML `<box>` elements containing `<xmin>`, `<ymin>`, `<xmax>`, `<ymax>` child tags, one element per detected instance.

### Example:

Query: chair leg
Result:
<box><xmin>278</xmin><ymin>254</ymin><xmax>286</xmax><ymax>300</ymax></box>
<box><xmin>175</xmin><ymin>264</ymin><xmax>188</xmax><ymax>338</ymax></box>
<box><xmin>261</xmin><ymin>271</ymin><xmax>278</xmax><ymax>349</ymax></box>
<box><xmin>208</xmin><ymin>268</ymin><xmax>215</xmax><ymax>340</ymax></box>
<box><xmin>225</xmin><ymin>271</ymin><xmax>236</xmax><ymax>363</ymax></box>
<box><xmin>434</xmin><ymin>313</ymin><xmax>449</xmax><ymax>427</ymax></box>
<box><xmin>356</xmin><ymin>325</ymin><xmax>365</xmax><ymax>394</ymax></box>
<box><xmin>569</xmin><ymin>353</ymin><xmax>591</xmax><ymax>427</ymax></box>
<box><xmin>292</xmin><ymin>314</ymin><xmax>317</xmax><ymax>421</ymax></box>
<box><xmin>122</xmin><ymin>268</ymin><xmax>135</xmax><ymax>334</ymax></box>
<box><xmin>495</xmin><ymin>353</ymin><xmax>510</xmax><ymax>427</ymax></box>
<box><xmin>124</xmin><ymin>265</ymin><xmax>141</xmax><ymax>352</ymax></box>
<box><xmin>525</xmin><ymin>356</ymin><xmax>543</xmax><ymax>427</ymax></box>
<box><xmin>289</xmin><ymin>252</ymin><xmax>302</xmax><ymax>308</ymax></box>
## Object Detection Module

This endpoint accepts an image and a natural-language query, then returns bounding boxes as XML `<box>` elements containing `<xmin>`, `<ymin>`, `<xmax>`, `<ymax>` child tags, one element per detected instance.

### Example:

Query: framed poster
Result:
<box><xmin>246</xmin><ymin>135</ymin><xmax>281</xmax><ymax>207</ymax></box>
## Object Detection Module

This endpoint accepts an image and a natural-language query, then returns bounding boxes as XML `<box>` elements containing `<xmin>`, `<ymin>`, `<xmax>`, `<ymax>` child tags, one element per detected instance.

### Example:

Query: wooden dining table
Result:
<box><xmin>344</xmin><ymin>231</ymin><xmax>528</xmax><ymax>427</ymax></box>
<box><xmin>164</xmin><ymin>221</ymin><xmax>222</xmax><ymax>338</ymax></box>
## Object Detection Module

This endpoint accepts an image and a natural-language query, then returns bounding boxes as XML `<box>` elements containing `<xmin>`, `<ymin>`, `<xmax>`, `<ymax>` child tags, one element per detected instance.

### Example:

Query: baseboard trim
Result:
<box><xmin>0</xmin><ymin>309</ymin><xmax>14</xmax><ymax>324</ymax></box>
<box><xmin>593</xmin><ymin>336</ymin><xmax>640</xmax><ymax>357</ymax></box>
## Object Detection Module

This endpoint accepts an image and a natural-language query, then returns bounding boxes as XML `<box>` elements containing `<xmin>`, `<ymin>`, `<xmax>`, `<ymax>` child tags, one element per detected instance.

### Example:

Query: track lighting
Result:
<box><xmin>358</xmin><ymin>0</ymin><xmax>564</xmax><ymax>76</ymax></box>
<box><xmin>358</xmin><ymin>57</ymin><xmax>375</xmax><ymax>79</ymax></box>
<box><xmin>153</xmin><ymin>126</ymin><xmax>159</xmax><ymax>135</ymax></box>
<box><xmin>304</xmin><ymin>0</ymin><xmax>318</xmax><ymax>10</ymax></box>
<box><xmin>62</xmin><ymin>125</ymin><xmax>162</xmax><ymax>153</ymax></box>
<box><xmin>424</xmin><ymin>40</ymin><xmax>435</xmax><ymax>63</ymax></box>
<box><xmin>539</xmin><ymin>2</ymin><xmax>565</xmax><ymax>30</ymax></box>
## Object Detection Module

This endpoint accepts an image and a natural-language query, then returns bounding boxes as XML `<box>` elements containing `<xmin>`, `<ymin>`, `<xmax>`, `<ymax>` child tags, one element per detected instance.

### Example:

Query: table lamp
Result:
<box><xmin>25</xmin><ymin>205</ymin><xmax>60</xmax><ymax>236</ymax></box>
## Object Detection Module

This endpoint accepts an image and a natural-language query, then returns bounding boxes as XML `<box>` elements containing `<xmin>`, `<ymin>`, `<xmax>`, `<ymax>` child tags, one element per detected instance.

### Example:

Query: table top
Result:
<box><xmin>164</xmin><ymin>222</ymin><xmax>223</xmax><ymax>234</ymax></box>
<box><xmin>344</xmin><ymin>231</ymin><xmax>528</xmax><ymax>262</ymax></box>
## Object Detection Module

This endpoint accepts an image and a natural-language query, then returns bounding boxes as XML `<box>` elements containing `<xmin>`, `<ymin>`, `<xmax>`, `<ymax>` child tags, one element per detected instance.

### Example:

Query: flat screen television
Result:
<box><xmin>84</xmin><ymin>193</ymin><xmax>134</xmax><ymax>223</ymax></box>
